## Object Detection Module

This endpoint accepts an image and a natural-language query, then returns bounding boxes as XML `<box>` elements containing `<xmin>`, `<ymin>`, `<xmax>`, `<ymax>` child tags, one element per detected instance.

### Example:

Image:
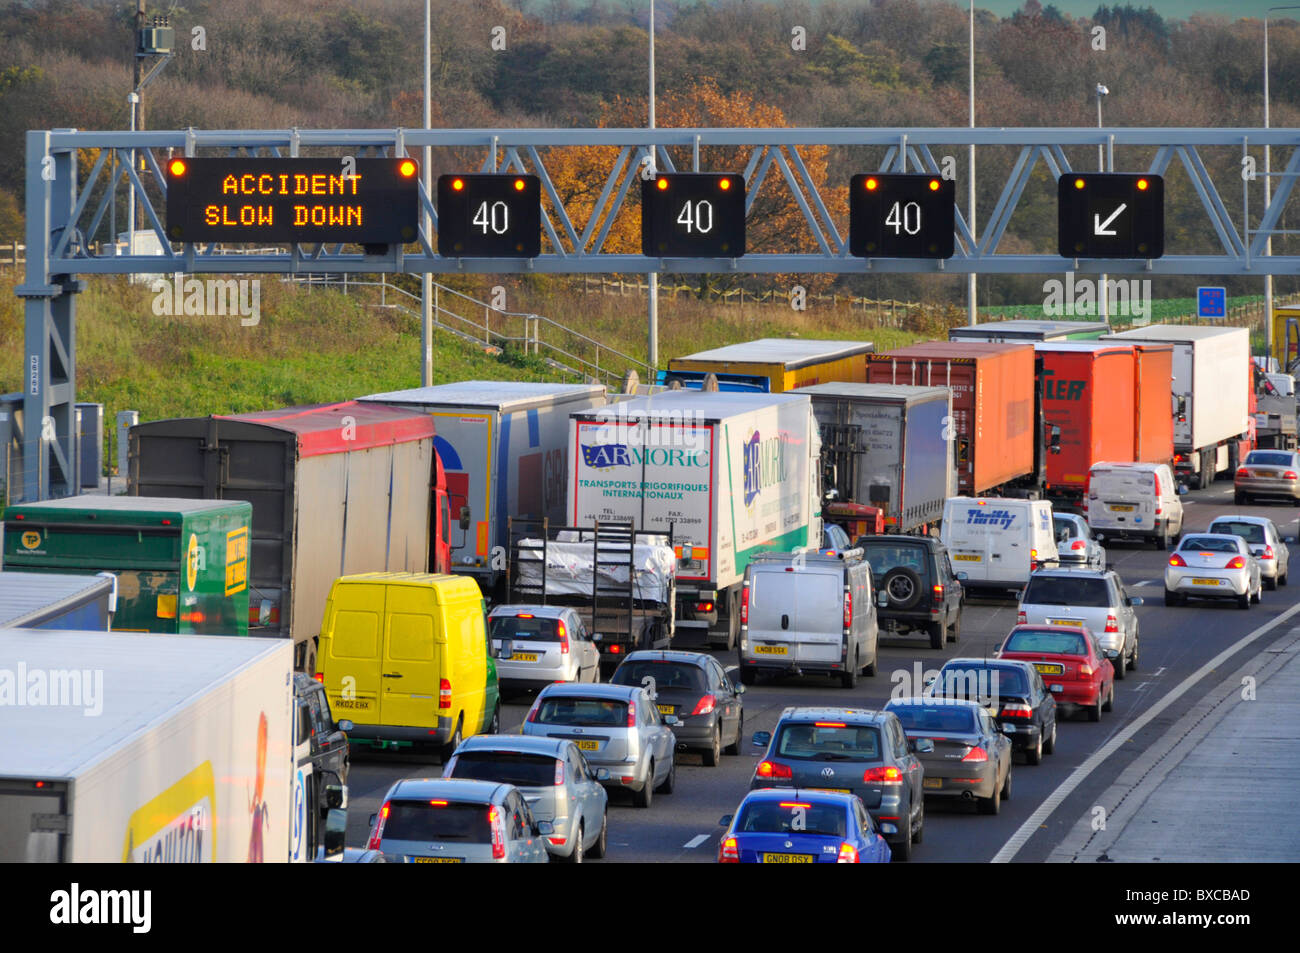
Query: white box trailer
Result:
<box><xmin>360</xmin><ymin>381</ymin><xmax>607</xmax><ymax>597</ymax></box>
<box><xmin>0</xmin><ymin>630</ymin><xmax>294</xmax><ymax>863</ymax></box>
<box><xmin>1102</xmin><ymin>325</ymin><xmax>1251</xmax><ymax>488</ymax></box>
<box><xmin>568</xmin><ymin>390</ymin><xmax>822</xmax><ymax>649</ymax></box>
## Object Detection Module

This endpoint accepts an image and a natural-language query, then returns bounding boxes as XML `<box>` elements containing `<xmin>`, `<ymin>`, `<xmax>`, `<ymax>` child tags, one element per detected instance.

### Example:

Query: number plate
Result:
<box><xmin>657</xmin><ymin>704</ymin><xmax>675</xmax><ymax>715</ymax></box>
<box><xmin>762</xmin><ymin>852</ymin><xmax>815</xmax><ymax>863</ymax></box>
<box><xmin>411</xmin><ymin>857</ymin><xmax>463</xmax><ymax>863</ymax></box>
<box><xmin>510</xmin><ymin>652</ymin><xmax>539</xmax><ymax>662</ymax></box>
<box><xmin>954</xmin><ymin>554</ymin><xmax>981</xmax><ymax>561</ymax></box>
<box><xmin>1191</xmin><ymin>577</ymin><xmax>1221</xmax><ymax>586</ymax></box>
<box><xmin>922</xmin><ymin>777</ymin><xmax>943</xmax><ymax>789</ymax></box>
<box><xmin>1049</xmin><ymin>619</ymin><xmax>1083</xmax><ymax>627</ymax></box>
<box><xmin>1110</xmin><ymin>504</ymin><xmax>1135</xmax><ymax>512</ymax></box>
<box><xmin>330</xmin><ymin>696</ymin><xmax>374</xmax><ymax>712</ymax></box>
<box><xmin>1034</xmin><ymin>663</ymin><xmax>1064</xmax><ymax>675</ymax></box>
<box><xmin>576</xmin><ymin>739</ymin><xmax>600</xmax><ymax>751</ymax></box>
<box><xmin>755</xmin><ymin>645</ymin><xmax>788</xmax><ymax>656</ymax></box>
<box><xmin>810</xmin><ymin>787</ymin><xmax>852</xmax><ymax>794</ymax></box>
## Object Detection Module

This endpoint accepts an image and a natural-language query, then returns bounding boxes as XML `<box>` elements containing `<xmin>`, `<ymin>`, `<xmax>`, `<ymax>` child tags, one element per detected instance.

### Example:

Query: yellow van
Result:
<box><xmin>316</xmin><ymin>572</ymin><xmax>500</xmax><ymax>761</ymax></box>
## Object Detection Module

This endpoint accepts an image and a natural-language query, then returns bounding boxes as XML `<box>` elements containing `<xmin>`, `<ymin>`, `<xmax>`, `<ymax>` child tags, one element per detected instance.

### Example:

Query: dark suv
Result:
<box><xmin>854</xmin><ymin>535</ymin><xmax>963</xmax><ymax>650</ymax></box>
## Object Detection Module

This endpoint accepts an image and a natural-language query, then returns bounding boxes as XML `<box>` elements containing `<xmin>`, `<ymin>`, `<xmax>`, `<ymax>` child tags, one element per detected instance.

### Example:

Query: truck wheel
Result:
<box><xmin>634</xmin><ymin>765</ymin><xmax>653</xmax><ymax>808</ymax></box>
<box><xmin>841</xmin><ymin>650</ymin><xmax>859</xmax><ymax>689</ymax></box>
<box><xmin>883</xmin><ymin>567</ymin><xmax>923</xmax><ymax>610</ymax></box>
<box><xmin>928</xmin><ymin>621</ymin><xmax>944</xmax><ymax>650</ymax></box>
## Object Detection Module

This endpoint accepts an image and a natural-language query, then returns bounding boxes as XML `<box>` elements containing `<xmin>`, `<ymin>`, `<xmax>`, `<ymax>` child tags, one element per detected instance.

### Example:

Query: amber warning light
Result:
<box><xmin>165</xmin><ymin>157</ymin><xmax>419</xmax><ymax>245</ymax></box>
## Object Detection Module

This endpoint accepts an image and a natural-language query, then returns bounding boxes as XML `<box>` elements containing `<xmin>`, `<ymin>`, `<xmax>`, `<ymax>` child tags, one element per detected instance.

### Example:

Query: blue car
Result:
<box><xmin>717</xmin><ymin>788</ymin><xmax>891</xmax><ymax>864</ymax></box>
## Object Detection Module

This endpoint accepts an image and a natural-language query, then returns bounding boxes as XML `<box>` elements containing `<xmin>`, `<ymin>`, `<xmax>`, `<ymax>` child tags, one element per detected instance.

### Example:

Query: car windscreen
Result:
<box><xmin>1208</xmin><ymin>522</ymin><xmax>1266</xmax><ymax>544</ymax></box>
<box><xmin>490</xmin><ymin>614</ymin><xmax>562</xmax><ymax>642</ymax></box>
<box><xmin>383</xmin><ymin>801</ymin><xmax>491</xmax><ymax>842</ymax></box>
<box><xmin>448</xmin><ymin>751</ymin><xmax>558</xmax><ymax>788</ymax></box>
<box><xmin>775</xmin><ymin>722</ymin><xmax>881</xmax><ymax>761</ymax></box>
<box><xmin>888</xmin><ymin>704</ymin><xmax>977</xmax><ymax>734</ymax></box>
<box><xmin>1245</xmin><ymin>451</ymin><xmax>1295</xmax><ymax>467</ymax></box>
<box><xmin>935</xmin><ymin>664</ymin><xmax>1030</xmax><ymax>696</ymax></box>
<box><xmin>859</xmin><ymin>543</ymin><xmax>928</xmax><ymax>575</ymax></box>
<box><xmin>610</xmin><ymin>661</ymin><xmax>707</xmax><ymax>692</ymax></box>
<box><xmin>1002</xmin><ymin>630</ymin><xmax>1088</xmax><ymax>656</ymax></box>
<box><xmin>535</xmin><ymin>696</ymin><xmax>629</xmax><ymax>727</ymax></box>
<box><xmin>1053</xmin><ymin>517</ymin><xmax>1080</xmax><ymax>540</ymax></box>
<box><xmin>1179</xmin><ymin>537</ymin><xmax>1240</xmax><ymax>553</ymax></box>
<box><xmin>1022</xmin><ymin>575</ymin><xmax>1111</xmax><ymax>607</ymax></box>
<box><xmin>737</xmin><ymin>800</ymin><xmax>847</xmax><ymax>838</ymax></box>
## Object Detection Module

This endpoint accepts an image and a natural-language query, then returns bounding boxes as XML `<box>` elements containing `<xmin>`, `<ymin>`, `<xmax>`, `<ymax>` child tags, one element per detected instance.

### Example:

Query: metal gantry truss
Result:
<box><xmin>16</xmin><ymin>125</ymin><xmax>1300</xmax><ymax>500</ymax></box>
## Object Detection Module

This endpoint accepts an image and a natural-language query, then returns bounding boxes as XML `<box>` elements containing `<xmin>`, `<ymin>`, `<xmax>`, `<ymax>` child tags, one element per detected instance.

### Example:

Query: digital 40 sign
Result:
<box><xmin>165</xmin><ymin>157</ymin><xmax>420</xmax><ymax>245</ymax></box>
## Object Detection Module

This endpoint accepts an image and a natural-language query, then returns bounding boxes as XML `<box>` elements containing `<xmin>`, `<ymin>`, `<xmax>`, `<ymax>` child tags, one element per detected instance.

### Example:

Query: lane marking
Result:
<box><xmin>683</xmin><ymin>834</ymin><xmax>710</xmax><ymax>849</ymax></box>
<box><xmin>1151</xmin><ymin>666</ymin><xmax>1166</xmax><ymax>677</ymax></box>
<box><xmin>991</xmin><ymin>599</ymin><xmax>1300</xmax><ymax>863</ymax></box>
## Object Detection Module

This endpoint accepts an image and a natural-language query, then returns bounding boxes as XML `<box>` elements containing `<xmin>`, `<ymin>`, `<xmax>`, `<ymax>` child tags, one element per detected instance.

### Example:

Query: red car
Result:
<box><xmin>996</xmin><ymin>625</ymin><xmax>1114</xmax><ymax>723</ymax></box>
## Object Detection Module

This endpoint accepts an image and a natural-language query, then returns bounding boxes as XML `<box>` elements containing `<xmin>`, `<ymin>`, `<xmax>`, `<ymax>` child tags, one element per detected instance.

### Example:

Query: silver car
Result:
<box><xmin>1207</xmin><ymin>515</ymin><xmax>1290</xmax><ymax>590</ymax></box>
<box><xmin>366</xmin><ymin>777</ymin><xmax>550</xmax><ymax>863</ymax></box>
<box><xmin>1234</xmin><ymin>449</ymin><xmax>1300</xmax><ymax>504</ymax></box>
<box><xmin>1017</xmin><ymin>568</ymin><xmax>1143</xmax><ymax>679</ymax></box>
<box><xmin>521</xmin><ymin>682</ymin><xmax>678</xmax><ymax>808</ymax></box>
<box><xmin>1053</xmin><ymin>513</ymin><xmax>1105</xmax><ymax>570</ymax></box>
<box><xmin>1165</xmin><ymin>533</ymin><xmax>1262</xmax><ymax>609</ymax></box>
<box><xmin>444</xmin><ymin>735</ymin><xmax>609</xmax><ymax>862</ymax></box>
<box><xmin>489</xmin><ymin>605</ymin><xmax>601</xmax><ymax>688</ymax></box>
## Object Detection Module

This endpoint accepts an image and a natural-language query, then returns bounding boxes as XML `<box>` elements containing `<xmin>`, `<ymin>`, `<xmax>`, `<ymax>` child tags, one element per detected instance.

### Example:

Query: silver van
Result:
<box><xmin>738</xmin><ymin>549</ymin><xmax>878</xmax><ymax>688</ymax></box>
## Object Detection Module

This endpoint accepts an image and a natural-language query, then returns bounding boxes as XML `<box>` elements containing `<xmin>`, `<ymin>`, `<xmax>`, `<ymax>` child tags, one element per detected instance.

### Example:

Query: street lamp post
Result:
<box><xmin>127</xmin><ymin>91</ymin><xmax>139</xmax><ymax>254</ymax></box>
<box><xmin>422</xmin><ymin>0</ymin><xmax>432</xmax><ymax>387</ymax></box>
<box><xmin>1264</xmin><ymin>6</ymin><xmax>1300</xmax><ymax>365</ymax></box>
<box><xmin>647</xmin><ymin>0</ymin><xmax>658</xmax><ymax>374</ymax></box>
<box><xmin>968</xmin><ymin>0</ymin><xmax>977</xmax><ymax>326</ymax></box>
<box><xmin>1096</xmin><ymin>83</ymin><xmax>1109</xmax><ymax>324</ymax></box>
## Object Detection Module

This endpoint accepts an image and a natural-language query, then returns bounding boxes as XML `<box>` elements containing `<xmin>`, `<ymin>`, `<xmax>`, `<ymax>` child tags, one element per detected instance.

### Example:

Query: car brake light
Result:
<box><xmin>1262</xmin><ymin>546</ymin><xmax>1275</xmax><ymax>560</ymax></box>
<box><xmin>488</xmin><ymin>806</ymin><xmax>506</xmax><ymax>859</ymax></box>
<box><xmin>526</xmin><ymin>702</ymin><xmax>541</xmax><ymax>723</ymax></box>
<box><xmin>1169</xmin><ymin>553</ymin><xmax>1187</xmax><ymax>567</ymax></box>
<box><xmin>756</xmin><ymin>760</ymin><xmax>793</xmax><ymax>780</ymax></box>
<box><xmin>1226</xmin><ymin>556</ymin><xmax>1246</xmax><ymax>569</ymax></box>
<box><xmin>815</xmin><ymin>722</ymin><xmax>847</xmax><ymax>727</ymax></box>
<box><xmin>1237</xmin><ymin>467</ymin><xmax>1250</xmax><ymax>478</ymax></box>
<box><xmin>1071</xmin><ymin>540</ymin><xmax>1086</xmax><ymax>551</ymax></box>
<box><xmin>691</xmin><ymin>694</ymin><xmax>717</xmax><ymax>716</ymax></box>
<box><xmin>1080</xmin><ymin>664</ymin><xmax>1094</xmax><ymax>678</ymax></box>
<box><xmin>837</xmin><ymin>842</ymin><xmax>859</xmax><ymax>863</ymax></box>
<box><xmin>1105</xmin><ymin>614</ymin><xmax>1119</xmax><ymax>633</ymax></box>
<box><xmin>439</xmin><ymin>678</ymin><xmax>452</xmax><ymax>709</ymax></box>
<box><xmin>932</xmin><ymin>583</ymin><xmax>944</xmax><ymax>603</ymax></box>
<box><xmin>313</xmin><ymin>672</ymin><xmax>324</xmax><ymax>683</ymax></box>
<box><xmin>367</xmin><ymin>801</ymin><xmax>390</xmax><ymax>849</ymax></box>
<box><xmin>628</xmin><ymin>703</ymin><xmax>638</xmax><ymax>727</ymax></box>
<box><xmin>517</xmin><ymin>613</ymin><xmax>535</xmax><ymax>619</ymax></box>
<box><xmin>1030</xmin><ymin>548</ymin><xmax>1038</xmax><ymax>568</ymax></box>
<box><xmin>862</xmin><ymin>765</ymin><xmax>903</xmax><ymax>785</ymax></box>
<box><xmin>554</xmin><ymin>759</ymin><xmax>565</xmax><ymax>785</ymax></box>
<box><xmin>718</xmin><ymin>836</ymin><xmax>740</xmax><ymax>863</ymax></box>
<box><xmin>844</xmin><ymin>588</ymin><xmax>853</xmax><ymax>629</ymax></box>
<box><xmin>999</xmin><ymin>702</ymin><xmax>1033</xmax><ymax>718</ymax></box>
<box><xmin>696</xmin><ymin>601</ymin><xmax>715</xmax><ymax>612</ymax></box>
<box><xmin>1286</xmin><ymin>471</ymin><xmax>1299</xmax><ymax>480</ymax></box>
<box><xmin>961</xmin><ymin>746</ymin><xmax>989</xmax><ymax>763</ymax></box>
<box><xmin>741</xmin><ymin>584</ymin><xmax>749</xmax><ymax>626</ymax></box>
<box><xmin>1154</xmin><ymin>473</ymin><xmax>1162</xmax><ymax>501</ymax></box>
<box><xmin>1017</xmin><ymin>610</ymin><xmax>1027</xmax><ymax>625</ymax></box>
<box><xmin>558</xmin><ymin>621</ymin><xmax>569</xmax><ymax>655</ymax></box>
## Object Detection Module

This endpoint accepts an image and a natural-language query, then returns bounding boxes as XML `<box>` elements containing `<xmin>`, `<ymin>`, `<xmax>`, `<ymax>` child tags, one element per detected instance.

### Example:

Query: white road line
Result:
<box><xmin>683</xmin><ymin>834</ymin><xmax>710</xmax><ymax>849</ymax></box>
<box><xmin>1132</xmin><ymin>580</ymin><xmax>1153</xmax><ymax>587</ymax></box>
<box><xmin>991</xmin><ymin>599</ymin><xmax>1300</xmax><ymax>863</ymax></box>
<box><xmin>1151</xmin><ymin>666</ymin><xmax>1166</xmax><ymax>678</ymax></box>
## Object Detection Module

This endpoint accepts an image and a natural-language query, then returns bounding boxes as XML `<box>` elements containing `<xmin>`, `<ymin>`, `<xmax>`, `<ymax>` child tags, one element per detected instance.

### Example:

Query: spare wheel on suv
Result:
<box><xmin>883</xmin><ymin>566</ymin><xmax>923</xmax><ymax>609</ymax></box>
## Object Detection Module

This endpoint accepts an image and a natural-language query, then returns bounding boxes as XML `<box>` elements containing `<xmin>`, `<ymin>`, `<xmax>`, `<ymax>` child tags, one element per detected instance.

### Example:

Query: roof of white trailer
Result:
<box><xmin>0</xmin><ymin>629</ymin><xmax>286</xmax><ymax>779</ymax></box>
<box><xmin>575</xmin><ymin>389</ymin><xmax>810</xmax><ymax>418</ymax></box>
<box><xmin>673</xmin><ymin>339</ymin><xmax>873</xmax><ymax>368</ymax></box>
<box><xmin>795</xmin><ymin>382</ymin><xmax>950</xmax><ymax>401</ymax></box>
<box><xmin>0</xmin><ymin>573</ymin><xmax>114</xmax><ymax>629</ymax></box>
<box><xmin>1104</xmin><ymin>325</ymin><xmax>1248</xmax><ymax>342</ymax></box>
<box><xmin>359</xmin><ymin>380</ymin><xmax>606</xmax><ymax>412</ymax></box>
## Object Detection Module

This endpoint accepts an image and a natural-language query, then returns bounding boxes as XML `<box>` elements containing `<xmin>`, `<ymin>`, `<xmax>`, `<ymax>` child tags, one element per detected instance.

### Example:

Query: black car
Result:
<box><xmin>294</xmin><ymin>673</ymin><xmax>353</xmax><ymax>858</ymax></box>
<box><xmin>926</xmin><ymin>658</ymin><xmax>1057</xmax><ymax>765</ymax></box>
<box><xmin>610</xmin><ymin>650</ymin><xmax>745</xmax><ymax>766</ymax></box>
<box><xmin>855</xmin><ymin>535</ymin><xmax>964</xmax><ymax>649</ymax></box>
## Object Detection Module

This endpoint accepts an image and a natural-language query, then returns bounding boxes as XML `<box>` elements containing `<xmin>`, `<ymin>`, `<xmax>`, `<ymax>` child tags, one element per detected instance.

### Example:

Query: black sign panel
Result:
<box><xmin>641</xmin><ymin>173</ymin><xmax>746</xmax><ymax>257</ymax></box>
<box><xmin>849</xmin><ymin>173</ymin><xmax>955</xmax><ymax>259</ymax></box>
<box><xmin>437</xmin><ymin>174</ymin><xmax>541</xmax><ymax>258</ymax></box>
<box><xmin>1057</xmin><ymin>173</ymin><xmax>1164</xmax><ymax>259</ymax></box>
<box><xmin>165</xmin><ymin>157</ymin><xmax>419</xmax><ymax>244</ymax></box>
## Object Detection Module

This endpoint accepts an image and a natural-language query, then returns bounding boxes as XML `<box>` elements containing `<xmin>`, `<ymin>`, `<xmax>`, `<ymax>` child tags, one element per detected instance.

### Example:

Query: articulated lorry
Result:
<box><xmin>1103</xmin><ymin>325</ymin><xmax>1251</xmax><ymax>488</ymax></box>
<box><xmin>0</xmin><ymin>629</ymin><xmax>331</xmax><ymax>862</ymax></box>
<box><xmin>796</xmin><ymin>382</ymin><xmax>954</xmax><ymax>535</ymax></box>
<box><xmin>665</xmin><ymin>338</ymin><xmax>873</xmax><ymax>393</ymax></box>
<box><xmin>949</xmin><ymin>319</ymin><xmax>1111</xmax><ymax>343</ymax></box>
<box><xmin>358</xmin><ymin>381</ymin><xmax>608</xmax><ymax>599</ymax></box>
<box><xmin>567</xmin><ymin>390</ymin><xmax>822</xmax><ymax>649</ymax></box>
<box><xmin>129</xmin><ymin>401</ymin><xmax>456</xmax><ymax>672</ymax></box>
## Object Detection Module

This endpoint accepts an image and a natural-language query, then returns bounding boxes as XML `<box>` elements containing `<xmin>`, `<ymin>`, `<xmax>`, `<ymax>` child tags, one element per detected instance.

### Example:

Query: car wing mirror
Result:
<box><xmin>458</xmin><ymin>505</ymin><xmax>472</xmax><ymax>531</ymax></box>
<box><xmin>324</xmin><ymin>782</ymin><xmax>348</xmax><ymax>810</ymax></box>
<box><xmin>493</xmin><ymin>638</ymin><xmax>513</xmax><ymax>660</ymax></box>
<box><xmin>752</xmin><ymin>730</ymin><xmax>772</xmax><ymax>748</ymax></box>
<box><xmin>663</xmin><ymin>715</ymin><xmax>680</xmax><ymax>727</ymax></box>
<box><xmin>537</xmin><ymin>820</ymin><xmax>555</xmax><ymax>836</ymax></box>
<box><xmin>595</xmin><ymin>768</ymin><xmax>611</xmax><ymax>782</ymax></box>
<box><xmin>1177</xmin><ymin>484</ymin><xmax>1188</xmax><ymax>496</ymax></box>
<box><xmin>910</xmin><ymin>738</ymin><xmax>934</xmax><ymax>754</ymax></box>
<box><xmin>323</xmin><ymin>808</ymin><xmax>348</xmax><ymax>858</ymax></box>
<box><xmin>337</xmin><ymin>719</ymin><xmax>354</xmax><ymax>733</ymax></box>
<box><xmin>877</xmin><ymin>590</ymin><xmax>889</xmax><ymax>608</ymax></box>
<box><xmin>719</xmin><ymin>814</ymin><xmax>733</xmax><ymax>827</ymax></box>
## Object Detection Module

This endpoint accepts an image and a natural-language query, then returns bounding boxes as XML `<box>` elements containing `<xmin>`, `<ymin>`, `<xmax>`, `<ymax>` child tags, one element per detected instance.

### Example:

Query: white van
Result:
<box><xmin>940</xmin><ymin>497</ymin><xmax>1059</xmax><ymax>589</ymax></box>
<box><xmin>1086</xmin><ymin>462</ymin><xmax>1184</xmax><ymax>549</ymax></box>
<box><xmin>738</xmin><ymin>549</ymin><xmax>878</xmax><ymax>689</ymax></box>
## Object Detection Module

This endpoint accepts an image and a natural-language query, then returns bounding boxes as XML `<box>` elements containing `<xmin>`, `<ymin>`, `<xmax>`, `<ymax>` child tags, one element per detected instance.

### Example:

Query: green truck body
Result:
<box><xmin>2</xmin><ymin>496</ymin><xmax>251</xmax><ymax>636</ymax></box>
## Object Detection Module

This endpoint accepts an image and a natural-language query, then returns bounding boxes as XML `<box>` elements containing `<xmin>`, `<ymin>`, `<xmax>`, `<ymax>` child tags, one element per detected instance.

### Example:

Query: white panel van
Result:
<box><xmin>1086</xmin><ymin>462</ymin><xmax>1184</xmax><ymax>549</ymax></box>
<box><xmin>940</xmin><ymin>498</ymin><xmax>1059</xmax><ymax>589</ymax></box>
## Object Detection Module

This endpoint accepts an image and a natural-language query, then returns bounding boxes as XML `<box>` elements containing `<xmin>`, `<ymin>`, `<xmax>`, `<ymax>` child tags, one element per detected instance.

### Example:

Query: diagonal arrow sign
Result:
<box><xmin>1093</xmin><ymin>203</ymin><xmax>1127</xmax><ymax>236</ymax></box>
